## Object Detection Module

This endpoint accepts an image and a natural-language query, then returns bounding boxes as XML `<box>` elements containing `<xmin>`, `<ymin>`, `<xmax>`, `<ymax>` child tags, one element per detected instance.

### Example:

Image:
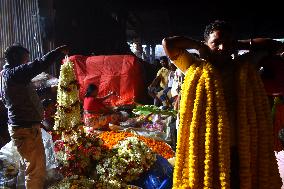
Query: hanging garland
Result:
<box><xmin>173</xmin><ymin>53</ymin><xmax>281</xmax><ymax>188</ymax></box>
<box><xmin>54</xmin><ymin>58</ymin><xmax>84</xmax><ymax>133</ymax></box>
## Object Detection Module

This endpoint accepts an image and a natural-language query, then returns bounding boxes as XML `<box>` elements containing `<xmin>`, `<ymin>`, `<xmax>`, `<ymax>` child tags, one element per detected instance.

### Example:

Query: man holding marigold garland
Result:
<box><xmin>162</xmin><ymin>20</ymin><xmax>284</xmax><ymax>188</ymax></box>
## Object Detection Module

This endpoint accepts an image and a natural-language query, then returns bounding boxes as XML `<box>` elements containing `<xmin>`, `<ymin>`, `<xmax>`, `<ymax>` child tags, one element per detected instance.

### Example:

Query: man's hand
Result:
<box><xmin>198</xmin><ymin>42</ymin><xmax>211</xmax><ymax>60</ymax></box>
<box><xmin>55</xmin><ymin>45</ymin><xmax>69</xmax><ymax>55</ymax></box>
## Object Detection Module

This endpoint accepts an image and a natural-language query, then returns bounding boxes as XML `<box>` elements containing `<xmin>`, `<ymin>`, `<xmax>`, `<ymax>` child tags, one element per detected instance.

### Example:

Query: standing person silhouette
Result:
<box><xmin>0</xmin><ymin>44</ymin><xmax>68</xmax><ymax>189</ymax></box>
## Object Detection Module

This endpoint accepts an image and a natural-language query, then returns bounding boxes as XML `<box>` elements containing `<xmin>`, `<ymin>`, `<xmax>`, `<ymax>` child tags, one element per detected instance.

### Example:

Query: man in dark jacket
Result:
<box><xmin>0</xmin><ymin>44</ymin><xmax>68</xmax><ymax>189</ymax></box>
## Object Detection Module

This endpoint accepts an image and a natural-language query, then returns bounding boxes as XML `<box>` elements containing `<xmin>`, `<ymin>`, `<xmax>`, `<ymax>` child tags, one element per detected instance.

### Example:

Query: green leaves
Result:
<box><xmin>132</xmin><ymin>105</ymin><xmax>177</xmax><ymax>117</ymax></box>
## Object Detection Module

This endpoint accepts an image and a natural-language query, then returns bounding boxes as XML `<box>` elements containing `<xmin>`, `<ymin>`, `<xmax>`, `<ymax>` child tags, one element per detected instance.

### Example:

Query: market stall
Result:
<box><xmin>0</xmin><ymin>57</ymin><xmax>175</xmax><ymax>189</ymax></box>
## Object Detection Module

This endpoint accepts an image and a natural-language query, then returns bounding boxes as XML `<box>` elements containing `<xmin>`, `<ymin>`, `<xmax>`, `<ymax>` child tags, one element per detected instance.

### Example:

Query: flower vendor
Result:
<box><xmin>83</xmin><ymin>83</ymin><xmax>121</xmax><ymax>130</ymax></box>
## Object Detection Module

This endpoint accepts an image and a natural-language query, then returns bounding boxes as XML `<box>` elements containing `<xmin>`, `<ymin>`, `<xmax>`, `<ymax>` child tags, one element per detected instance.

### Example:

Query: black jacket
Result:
<box><xmin>0</xmin><ymin>50</ymin><xmax>62</xmax><ymax>127</ymax></box>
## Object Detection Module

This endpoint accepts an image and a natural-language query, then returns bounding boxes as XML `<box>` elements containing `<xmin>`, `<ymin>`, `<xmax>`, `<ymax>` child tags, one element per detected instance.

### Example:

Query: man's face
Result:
<box><xmin>206</xmin><ymin>30</ymin><xmax>235</xmax><ymax>60</ymax></box>
<box><xmin>160</xmin><ymin>59</ymin><xmax>168</xmax><ymax>68</ymax></box>
<box><xmin>21</xmin><ymin>52</ymin><xmax>30</xmax><ymax>64</ymax></box>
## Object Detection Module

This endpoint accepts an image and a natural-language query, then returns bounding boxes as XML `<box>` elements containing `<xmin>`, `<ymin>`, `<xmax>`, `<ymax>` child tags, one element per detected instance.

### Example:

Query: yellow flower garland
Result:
<box><xmin>210</xmin><ymin>64</ymin><xmax>230</xmax><ymax>189</ymax></box>
<box><xmin>174</xmin><ymin>62</ymin><xmax>230</xmax><ymax>189</ymax></box>
<box><xmin>188</xmin><ymin>66</ymin><xmax>206</xmax><ymax>187</ymax></box>
<box><xmin>173</xmin><ymin>64</ymin><xmax>201</xmax><ymax>188</ymax></box>
<box><xmin>203</xmin><ymin>66</ymin><xmax>215</xmax><ymax>189</ymax></box>
<box><xmin>237</xmin><ymin>63</ymin><xmax>251</xmax><ymax>188</ymax></box>
<box><xmin>251</xmin><ymin>64</ymin><xmax>281</xmax><ymax>188</ymax></box>
<box><xmin>173</xmin><ymin>56</ymin><xmax>281</xmax><ymax>189</ymax></box>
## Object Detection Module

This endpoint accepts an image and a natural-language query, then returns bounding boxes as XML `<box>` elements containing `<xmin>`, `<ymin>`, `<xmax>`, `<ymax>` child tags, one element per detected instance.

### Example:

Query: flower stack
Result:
<box><xmin>54</xmin><ymin>58</ymin><xmax>83</xmax><ymax>138</ymax></box>
<box><xmin>53</xmin><ymin>58</ymin><xmax>103</xmax><ymax>179</ymax></box>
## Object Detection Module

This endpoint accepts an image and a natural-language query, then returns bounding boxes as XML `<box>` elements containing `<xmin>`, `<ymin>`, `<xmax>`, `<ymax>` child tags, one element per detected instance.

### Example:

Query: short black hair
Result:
<box><xmin>204</xmin><ymin>20</ymin><xmax>233</xmax><ymax>41</ymax></box>
<box><xmin>85</xmin><ymin>84</ymin><xmax>98</xmax><ymax>97</ymax></box>
<box><xmin>4</xmin><ymin>43</ymin><xmax>29</xmax><ymax>65</ymax></box>
<box><xmin>159</xmin><ymin>56</ymin><xmax>168</xmax><ymax>62</ymax></box>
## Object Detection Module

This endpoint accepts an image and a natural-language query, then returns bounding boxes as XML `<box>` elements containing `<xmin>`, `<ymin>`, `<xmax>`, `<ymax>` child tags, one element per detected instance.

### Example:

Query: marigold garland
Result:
<box><xmin>173</xmin><ymin>64</ymin><xmax>202</xmax><ymax>188</ymax></box>
<box><xmin>251</xmin><ymin>63</ymin><xmax>281</xmax><ymax>188</ymax></box>
<box><xmin>245</xmin><ymin>65</ymin><xmax>258</xmax><ymax>187</ymax></box>
<box><xmin>237</xmin><ymin>63</ymin><xmax>251</xmax><ymax>188</ymax></box>
<box><xmin>188</xmin><ymin>67</ymin><xmax>206</xmax><ymax>187</ymax></box>
<box><xmin>209</xmin><ymin>64</ymin><xmax>230</xmax><ymax>189</ymax></box>
<box><xmin>172</xmin><ymin>52</ymin><xmax>281</xmax><ymax>189</ymax></box>
<box><xmin>173</xmin><ymin>60</ymin><xmax>230</xmax><ymax>189</ymax></box>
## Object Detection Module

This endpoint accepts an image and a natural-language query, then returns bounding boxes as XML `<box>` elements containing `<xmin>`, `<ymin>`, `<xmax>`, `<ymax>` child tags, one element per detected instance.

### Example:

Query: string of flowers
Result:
<box><xmin>172</xmin><ymin>51</ymin><xmax>281</xmax><ymax>189</ymax></box>
<box><xmin>237</xmin><ymin>63</ymin><xmax>251</xmax><ymax>188</ymax></box>
<box><xmin>172</xmin><ymin>64</ymin><xmax>201</xmax><ymax>188</ymax></box>
<box><xmin>188</xmin><ymin>65</ymin><xmax>205</xmax><ymax>187</ymax></box>
<box><xmin>257</xmin><ymin>72</ymin><xmax>282</xmax><ymax>187</ymax></box>
<box><xmin>245</xmin><ymin>64</ymin><xmax>258</xmax><ymax>187</ymax></box>
<box><xmin>54</xmin><ymin>58</ymin><xmax>84</xmax><ymax>133</ymax></box>
<box><xmin>203</xmin><ymin>65</ymin><xmax>215</xmax><ymax>188</ymax></box>
<box><xmin>251</xmin><ymin>63</ymin><xmax>281</xmax><ymax>188</ymax></box>
<box><xmin>173</xmin><ymin>60</ymin><xmax>231</xmax><ymax>188</ymax></box>
<box><xmin>207</xmin><ymin>64</ymin><xmax>230</xmax><ymax>188</ymax></box>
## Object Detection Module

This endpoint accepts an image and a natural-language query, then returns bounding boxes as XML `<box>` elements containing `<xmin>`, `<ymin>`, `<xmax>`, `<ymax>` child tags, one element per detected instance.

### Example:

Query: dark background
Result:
<box><xmin>51</xmin><ymin>0</ymin><xmax>284</xmax><ymax>55</ymax></box>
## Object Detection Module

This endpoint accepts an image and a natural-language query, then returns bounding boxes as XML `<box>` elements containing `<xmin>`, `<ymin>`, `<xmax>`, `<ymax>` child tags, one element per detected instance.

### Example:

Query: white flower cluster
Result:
<box><xmin>54</xmin><ymin>60</ymin><xmax>82</xmax><ymax>132</ymax></box>
<box><xmin>96</xmin><ymin>137</ymin><xmax>156</xmax><ymax>188</ymax></box>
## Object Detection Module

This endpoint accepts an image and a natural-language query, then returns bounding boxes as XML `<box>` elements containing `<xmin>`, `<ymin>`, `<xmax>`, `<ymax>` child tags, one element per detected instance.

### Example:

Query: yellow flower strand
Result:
<box><xmin>197</xmin><ymin>80</ymin><xmax>207</xmax><ymax>188</ymax></box>
<box><xmin>173</xmin><ymin>64</ymin><xmax>201</xmax><ymax>188</ymax></box>
<box><xmin>237</xmin><ymin>63</ymin><xmax>251</xmax><ymax>189</ymax></box>
<box><xmin>245</xmin><ymin>66</ymin><xmax>258</xmax><ymax>188</ymax></box>
<box><xmin>179</xmin><ymin>66</ymin><xmax>198</xmax><ymax>187</ymax></box>
<box><xmin>252</xmin><ymin>65</ymin><xmax>282</xmax><ymax>188</ymax></box>
<box><xmin>203</xmin><ymin>65</ymin><xmax>215</xmax><ymax>189</ymax></box>
<box><xmin>188</xmin><ymin>67</ymin><xmax>206</xmax><ymax>188</ymax></box>
<box><xmin>249</xmin><ymin>64</ymin><xmax>270</xmax><ymax>188</ymax></box>
<box><xmin>209</xmin><ymin>64</ymin><xmax>230</xmax><ymax>189</ymax></box>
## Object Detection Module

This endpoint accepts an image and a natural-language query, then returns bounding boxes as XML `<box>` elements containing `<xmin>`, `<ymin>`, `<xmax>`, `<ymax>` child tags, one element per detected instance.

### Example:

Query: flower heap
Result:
<box><xmin>54</xmin><ymin>132</ymin><xmax>103</xmax><ymax>177</ymax></box>
<box><xmin>98</xmin><ymin>131</ymin><xmax>175</xmax><ymax>159</ymax></box>
<box><xmin>96</xmin><ymin>137</ymin><xmax>157</xmax><ymax>189</ymax></box>
<box><xmin>53</xmin><ymin>58</ymin><xmax>103</xmax><ymax>178</ymax></box>
<box><xmin>173</xmin><ymin>51</ymin><xmax>281</xmax><ymax>188</ymax></box>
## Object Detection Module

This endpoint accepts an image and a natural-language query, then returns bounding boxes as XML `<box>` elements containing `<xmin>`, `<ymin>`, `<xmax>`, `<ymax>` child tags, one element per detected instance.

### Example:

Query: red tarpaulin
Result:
<box><xmin>68</xmin><ymin>55</ymin><xmax>145</xmax><ymax>106</ymax></box>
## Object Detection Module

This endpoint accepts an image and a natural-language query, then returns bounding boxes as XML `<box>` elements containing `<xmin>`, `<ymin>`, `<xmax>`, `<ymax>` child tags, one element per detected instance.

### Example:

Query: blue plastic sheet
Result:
<box><xmin>131</xmin><ymin>155</ymin><xmax>173</xmax><ymax>189</ymax></box>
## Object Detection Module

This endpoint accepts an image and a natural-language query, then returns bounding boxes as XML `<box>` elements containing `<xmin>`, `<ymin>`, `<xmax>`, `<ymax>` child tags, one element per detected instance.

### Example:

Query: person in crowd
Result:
<box><xmin>156</xmin><ymin>62</ymin><xmax>177</xmax><ymax>108</ymax></box>
<box><xmin>162</xmin><ymin>20</ymin><xmax>284</xmax><ymax>188</ymax></box>
<box><xmin>83</xmin><ymin>83</ymin><xmax>121</xmax><ymax>130</ymax></box>
<box><xmin>152</xmin><ymin>58</ymin><xmax>162</xmax><ymax>73</ymax></box>
<box><xmin>0</xmin><ymin>43</ymin><xmax>68</xmax><ymax>189</ymax></box>
<box><xmin>41</xmin><ymin>98</ymin><xmax>56</xmax><ymax>131</ymax></box>
<box><xmin>148</xmin><ymin>56</ymin><xmax>171</xmax><ymax>106</ymax></box>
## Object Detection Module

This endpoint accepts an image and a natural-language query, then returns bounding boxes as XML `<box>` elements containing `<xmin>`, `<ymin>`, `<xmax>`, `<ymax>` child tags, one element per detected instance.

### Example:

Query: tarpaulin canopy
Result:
<box><xmin>69</xmin><ymin>55</ymin><xmax>145</xmax><ymax>106</ymax></box>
